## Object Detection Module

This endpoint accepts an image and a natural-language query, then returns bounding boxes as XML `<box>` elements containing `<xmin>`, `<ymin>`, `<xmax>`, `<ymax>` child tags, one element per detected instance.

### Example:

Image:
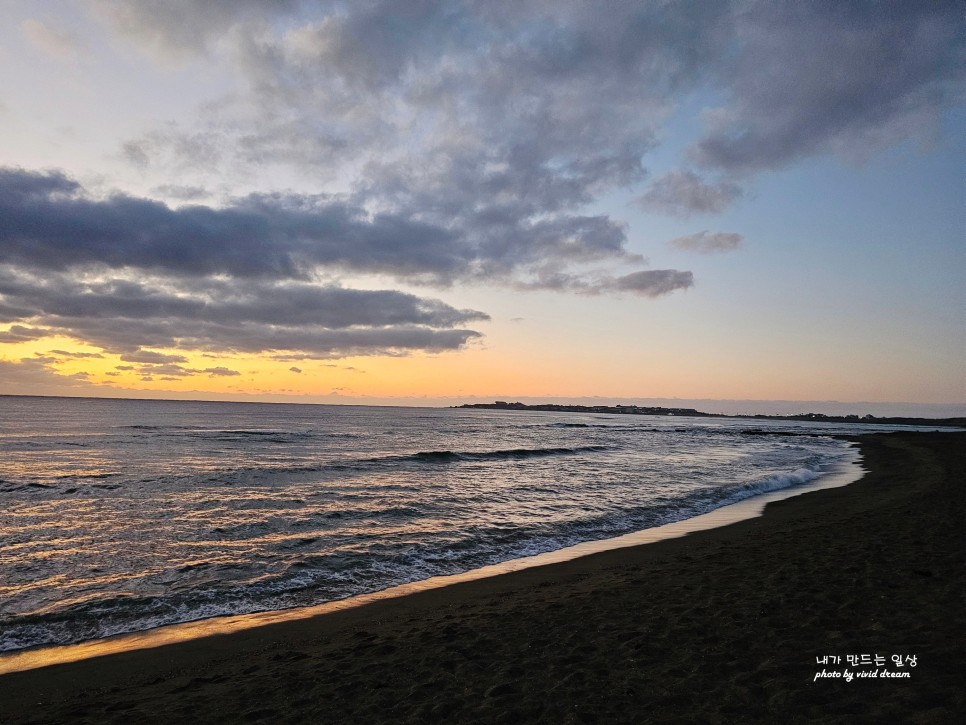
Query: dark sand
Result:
<box><xmin>1</xmin><ymin>431</ymin><xmax>963</xmax><ymax>724</ymax></box>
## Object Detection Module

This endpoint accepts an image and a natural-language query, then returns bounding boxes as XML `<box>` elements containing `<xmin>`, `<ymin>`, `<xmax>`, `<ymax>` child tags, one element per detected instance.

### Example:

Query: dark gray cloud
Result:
<box><xmin>0</xmin><ymin>265</ymin><xmax>488</xmax><ymax>359</ymax></box>
<box><xmin>0</xmin><ymin>300</ymin><xmax>35</xmax><ymax>322</ymax></box>
<box><xmin>512</xmin><ymin>267</ymin><xmax>693</xmax><ymax>297</ymax></box>
<box><xmin>0</xmin><ymin>267</ymin><xmax>488</xmax><ymax>332</ymax></box>
<box><xmin>0</xmin><ymin>324</ymin><xmax>50</xmax><ymax>343</ymax></box>
<box><xmin>612</xmin><ymin>270</ymin><xmax>695</xmax><ymax>297</ymax></box>
<box><xmin>691</xmin><ymin>1</ymin><xmax>965</xmax><ymax>172</ymax></box>
<box><xmin>637</xmin><ymin>170</ymin><xmax>744</xmax><ymax>217</ymax></box>
<box><xmin>0</xmin><ymin>167</ymin><xmax>636</xmax><ymax>286</ymax></box>
<box><xmin>0</xmin><ymin>168</ymin><xmax>441</xmax><ymax>281</ymax></box>
<box><xmin>105</xmin><ymin>0</ymin><xmax>732</xmax><ymax>274</ymax></box>
<box><xmin>104</xmin><ymin>1</ymin><xmax>963</xmax><ymax>197</ymax></box>
<box><xmin>669</xmin><ymin>231</ymin><xmax>743</xmax><ymax>254</ymax></box>
<box><xmin>0</xmin><ymin>165</ymin><xmax>664</xmax><ymax>366</ymax></box>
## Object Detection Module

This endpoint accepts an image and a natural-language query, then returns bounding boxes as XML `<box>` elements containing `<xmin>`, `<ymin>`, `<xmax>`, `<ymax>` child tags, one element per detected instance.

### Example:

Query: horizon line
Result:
<box><xmin>2</xmin><ymin>392</ymin><xmax>964</xmax><ymax>419</ymax></box>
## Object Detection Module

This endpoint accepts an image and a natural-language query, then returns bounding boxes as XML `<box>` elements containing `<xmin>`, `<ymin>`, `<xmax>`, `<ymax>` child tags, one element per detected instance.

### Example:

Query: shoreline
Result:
<box><xmin>455</xmin><ymin>401</ymin><xmax>966</xmax><ymax>428</ymax></box>
<box><xmin>0</xmin><ymin>442</ymin><xmax>861</xmax><ymax>675</ymax></box>
<box><xmin>4</xmin><ymin>393</ymin><xmax>965</xmax><ymax>423</ymax></box>
<box><xmin>1</xmin><ymin>431</ymin><xmax>963</xmax><ymax>723</ymax></box>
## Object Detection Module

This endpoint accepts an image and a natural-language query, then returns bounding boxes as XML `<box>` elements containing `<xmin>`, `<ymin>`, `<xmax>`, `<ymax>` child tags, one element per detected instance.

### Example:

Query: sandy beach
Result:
<box><xmin>1</xmin><ymin>430</ymin><xmax>962</xmax><ymax>724</ymax></box>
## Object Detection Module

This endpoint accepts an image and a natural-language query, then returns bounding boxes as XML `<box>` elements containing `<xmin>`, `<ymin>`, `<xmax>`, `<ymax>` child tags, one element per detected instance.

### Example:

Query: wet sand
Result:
<box><xmin>1</xmin><ymin>431</ymin><xmax>963</xmax><ymax>723</ymax></box>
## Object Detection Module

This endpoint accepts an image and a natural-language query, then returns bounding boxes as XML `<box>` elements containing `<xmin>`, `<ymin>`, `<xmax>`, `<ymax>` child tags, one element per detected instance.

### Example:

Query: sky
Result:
<box><xmin>0</xmin><ymin>0</ymin><xmax>964</xmax><ymax>416</ymax></box>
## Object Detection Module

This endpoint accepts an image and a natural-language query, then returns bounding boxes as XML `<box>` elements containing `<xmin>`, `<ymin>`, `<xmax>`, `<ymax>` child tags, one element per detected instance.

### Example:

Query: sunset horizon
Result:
<box><xmin>1</xmin><ymin>2</ymin><xmax>963</xmax><ymax>409</ymax></box>
<box><xmin>1</xmin><ymin>4</ymin><xmax>964</xmax><ymax>721</ymax></box>
<box><xmin>2</xmin><ymin>389</ymin><xmax>965</xmax><ymax>421</ymax></box>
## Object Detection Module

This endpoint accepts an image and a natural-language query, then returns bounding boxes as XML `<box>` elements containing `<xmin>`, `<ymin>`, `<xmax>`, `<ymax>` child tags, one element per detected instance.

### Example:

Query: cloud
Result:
<box><xmin>691</xmin><ymin>2</ymin><xmax>965</xmax><ymax>172</ymax></box>
<box><xmin>7</xmin><ymin>1</ymin><xmax>961</xmax><ymax>380</ymax></box>
<box><xmin>611</xmin><ymin>270</ymin><xmax>695</xmax><ymax>297</ymax></box>
<box><xmin>0</xmin><ymin>266</ymin><xmax>488</xmax><ymax>360</ymax></box>
<box><xmin>637</xmin><ymin>170</ymin><xmax>743</xmax><ymax>217</ymax></box>
<box><xmin>50</xmin><ymin>349</ymin><xmax>104</xmax><ymax>359</ymax></box>
<box><xmin>121</xmin><ymin>362</ymin><xmax>242</xmax><ymax>378</ymax></box>
<box><xmin>512</xmin><ymin>268</ymin><xmax>693</xmax><ymax>297</ymax></box>
<box><xmin>0</xmin><ymin>167</ymin><xmax>638</xmax><ymax>287</ymax></box>
<box><xmin>0</xmin><ymin>356</ymin><xmax>95</xmax><ymax>389</ymax></box>
<box><xmin>0</xmin><ymin>351</ymin><xmax>243</xmax><ymax>388</ymax></box>
<box><xmin>101</xmin><ymin>1</ymin><xmax>728</xmax><ymax>288</ymax></box>
<box><xmin>121</xmin><ymin>141</ymin><xmax>151</xmax><ymax>169</ymax></box>
<box><xmin>288</xmin><ymin>366</ymin><xmax>301</xmax><ymax>373</ymax></box>
<box><xmin>203</xmin><ymin>366</ymin><xmax>240</xmax><ymax>377</ymax></box>
<box><xmin>100</xmin><ymin>1</ymin><xmax>962</xmax><ymax>195</ymax></box>
<box><xmin>0</xmin><ymin>268</ymin><xmax>489</xmax><ymax>334</ymax></box>
<box><xmin>0</xmin><ymin>166</ymin><xmax>674</xmax><ymax>365</ymax></box>
<box><xmin>0</xmin><ymin>324</ymin><xmax>50</xmax><ymax>343</ymax></box>
<box><xmin>133</xmin><ymin>363</ymin><xmax>192</xmax><ymax>377</ymax></box>
<box><xmin>0</xmin><ymin>300</ymin><xmax>35</xmax><ymax>322</ymax></box>
<box><xmin>669</xmin><ymin>231</ymin><xmax>743</xmax><ymax>254</ymax></box>
<box><xmin>119</xmin><ymin>350</ymin><xmax>189</xmax><ymax>364</ymax></box>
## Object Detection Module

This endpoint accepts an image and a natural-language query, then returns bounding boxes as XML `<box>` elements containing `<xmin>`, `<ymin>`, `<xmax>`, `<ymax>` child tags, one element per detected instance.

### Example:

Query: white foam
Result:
<box><xmin>0</xmin><ymin>446</ymin><xmax>862</xmax><ymax>674</ymax></box>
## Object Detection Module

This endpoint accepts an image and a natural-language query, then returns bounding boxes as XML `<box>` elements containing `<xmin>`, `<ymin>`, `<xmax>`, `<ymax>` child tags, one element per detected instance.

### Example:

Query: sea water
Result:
<box><xmin>0</xmin><ymin>396</ymin><xmax>930</xmax><ymax>653</ymax></box>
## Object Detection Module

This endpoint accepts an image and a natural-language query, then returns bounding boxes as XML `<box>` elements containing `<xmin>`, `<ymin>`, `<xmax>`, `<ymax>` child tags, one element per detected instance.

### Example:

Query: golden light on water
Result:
<box><xmin>0</xmin><ymin>455</ymin><xmax>861</xmax><ymax>676</ymax></box>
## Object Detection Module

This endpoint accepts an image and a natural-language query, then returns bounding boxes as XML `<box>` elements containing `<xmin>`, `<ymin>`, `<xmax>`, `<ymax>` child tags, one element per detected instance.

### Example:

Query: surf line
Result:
<box><xmin>0</xmin><ymin>447</ymin><xmax>861</xmax><ymax>675</ymax></box>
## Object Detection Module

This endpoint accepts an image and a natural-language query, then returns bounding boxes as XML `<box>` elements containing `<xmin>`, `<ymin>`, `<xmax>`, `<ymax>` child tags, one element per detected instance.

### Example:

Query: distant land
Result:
<box><xmin>456</xmin><ymin>401</ymin><xmax>966</xmax><ymax>429</ymax></box>
<box><xmin>2</xmin><ymin>394</ymin><xmax>963</xmax><ymax>424</ymax></box>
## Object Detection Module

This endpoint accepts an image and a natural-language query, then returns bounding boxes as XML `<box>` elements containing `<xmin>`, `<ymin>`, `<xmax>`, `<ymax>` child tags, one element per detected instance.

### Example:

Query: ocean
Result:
<box><xmin>0</xmin><ymin>395</ymin><xmax>933</xmax><ymax>654</ymax></box>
